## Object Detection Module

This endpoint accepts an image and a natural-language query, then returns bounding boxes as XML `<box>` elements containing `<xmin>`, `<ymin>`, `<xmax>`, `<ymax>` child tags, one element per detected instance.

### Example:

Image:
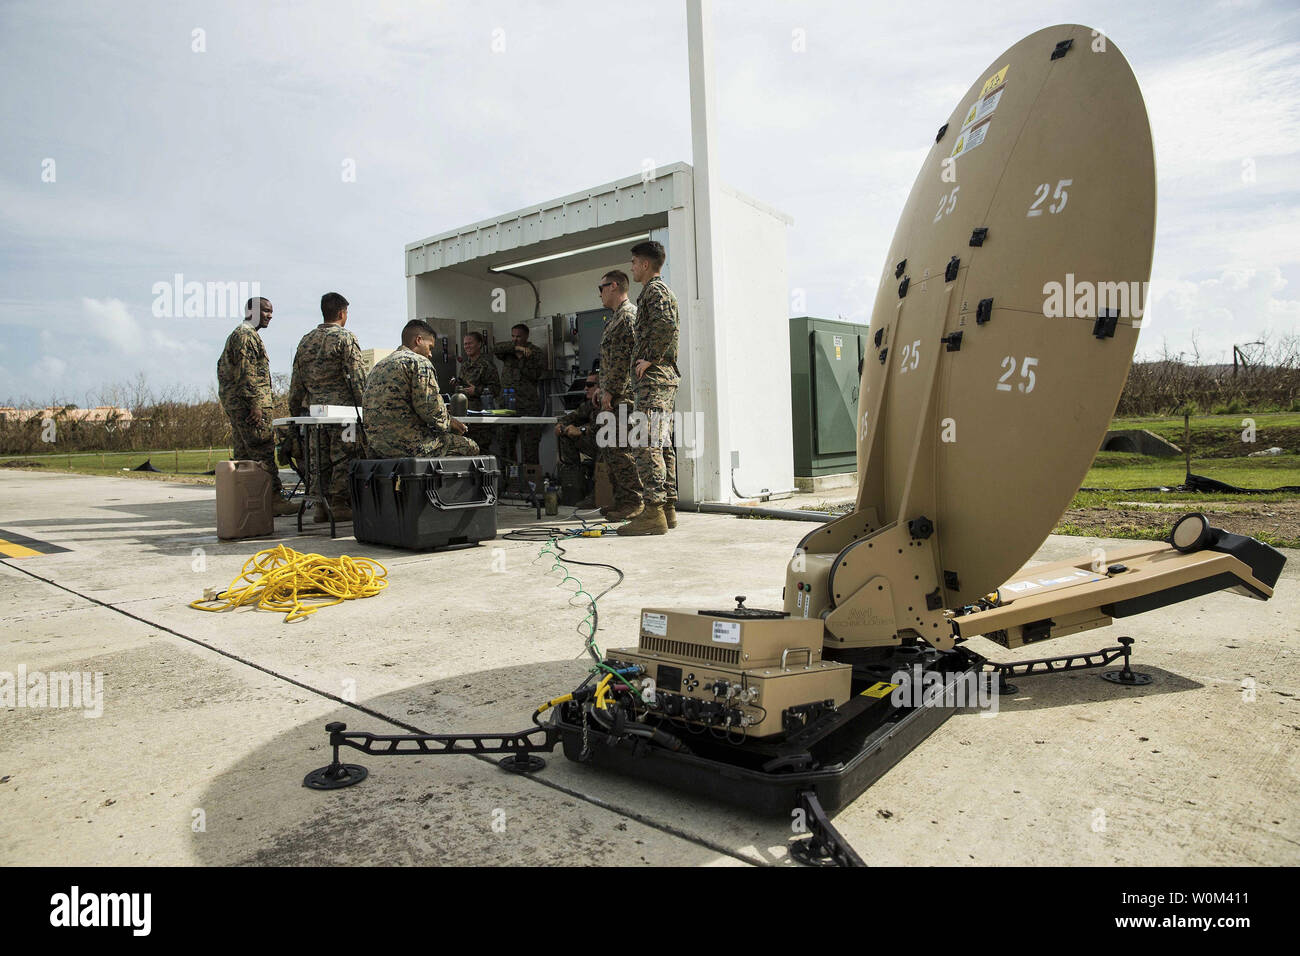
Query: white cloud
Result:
<box><xmin>1141</xmin><ymin>266</ymin><xmax>1300</xmax><ymax>360</ymax></box>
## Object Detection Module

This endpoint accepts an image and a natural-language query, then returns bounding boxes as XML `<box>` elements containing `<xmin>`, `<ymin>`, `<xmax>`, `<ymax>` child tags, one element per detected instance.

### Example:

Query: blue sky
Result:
<box><xmin>2</xmin><ymin>0</ymin><xmax>1297</xmax><ymax>405</ymax></box>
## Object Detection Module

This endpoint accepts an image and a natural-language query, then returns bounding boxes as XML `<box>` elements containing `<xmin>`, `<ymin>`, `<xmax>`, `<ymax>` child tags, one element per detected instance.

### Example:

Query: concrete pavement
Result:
<box><xmin>0</xmin><ymin>470</ymin><xmax>1296</xmax><ymax>865</ymax></box>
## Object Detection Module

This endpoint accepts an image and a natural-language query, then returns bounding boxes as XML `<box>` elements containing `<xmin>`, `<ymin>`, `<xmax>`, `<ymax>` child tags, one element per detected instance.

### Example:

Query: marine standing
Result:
<box><xmin>216</xmin><ymin>297</ymin><xmax>298</xmax><ymax>515</ymax></box>
<box><xmin>456</xmin><ymin>330</ymin><xmax>500</xmax><ymax>456</ymax></box>
<box><xmin>619</xmin><ymin>240</ymin><xmax>679</xmax><ymax>536</ymax></box>
<box><xmin>595</xmin><ymin>270</ymin><xmax>643</xmax><ymax>519</ymax></box>
<box><xmin>289</xmin><ymin>292</ymin><xmax>367</xmax><ymax>521</ymax></box>
<box><xmin>493</xmin><ymin>323</ymin><xmax>547</xmax><ymax>474</ymax></box>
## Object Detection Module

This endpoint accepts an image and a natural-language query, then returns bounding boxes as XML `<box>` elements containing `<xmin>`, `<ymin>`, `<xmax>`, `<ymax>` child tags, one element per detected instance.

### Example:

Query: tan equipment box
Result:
<box><xmin>608</xmin><ymin>608</ymin><xmax>852</xmax><ymax>738</ymax></box>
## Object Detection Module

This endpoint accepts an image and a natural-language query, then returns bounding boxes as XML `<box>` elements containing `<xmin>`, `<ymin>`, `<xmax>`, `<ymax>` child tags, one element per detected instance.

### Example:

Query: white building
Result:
<box><xmin>404</xmin><ymin>161</ymin><xmax>795</xmax><ymax>505</ymax></box>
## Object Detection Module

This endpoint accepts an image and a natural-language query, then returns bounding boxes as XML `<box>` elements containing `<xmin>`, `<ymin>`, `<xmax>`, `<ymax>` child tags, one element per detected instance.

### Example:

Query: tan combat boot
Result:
<box><xmin>663</xmin><ymin>498</ymin><xmax>678</xmax><ymax>529</ymax></box>
<box><xmin>273</xmin><ymin>496</ymin><xmax>300</xmax><ymax>517</ymax></box>
<box><xmin>616</xmin><ymin>501</ymin><xmax>668</xmax><ymax>536</ymax></box>
<box><xmin>603</xmin><ymin>499</ymin><xmax>643</xmax><ymax>522</ymax></box>
<box><xmin>330</xmin><ymin>496</ymin><xmax>353</xmax><ymax>522</ymax></box>
<box><xmin>312</xmin><ymin>500</ymin><xmax>328</xmax><ymax>523</ymax></box>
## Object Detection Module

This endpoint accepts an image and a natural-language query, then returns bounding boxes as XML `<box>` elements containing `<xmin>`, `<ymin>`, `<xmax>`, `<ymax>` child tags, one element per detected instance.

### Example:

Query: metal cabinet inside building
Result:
<box><xmin>789</xmin><ymin>316</ymin><xmax>869</xmax><ymax>478</ymax></box>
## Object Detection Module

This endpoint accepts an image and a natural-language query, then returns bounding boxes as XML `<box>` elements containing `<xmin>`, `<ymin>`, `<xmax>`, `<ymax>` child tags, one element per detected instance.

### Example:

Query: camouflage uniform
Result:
<box><xmin>289</xmin><ymin>324</ymin><xmax>368</xmax><ymax>501</ymax></box>
<box><xmin>217</xmin><ymin>322</ymin><xmax>282</xmax><ymax>494</ymax></box>
<box><xmin>457</xmin><ymin>350</ymin><xmax>501</xmax><ymax>455</ymax></box>
<box><xmin>556</xmin><ymin>398</ymin><xmax>600</xmax><ymax>466</ymax></box>
<box><xmin>598</xmin><ymin>299</ymin><xmax>642</xmax><ymax>506</ymax></box>
<box><xmin>493</xmin><ymin>339</ymin><xmax>547</xmax><ymax>467</ymax></box>
<box><xmin>631</xmin><ymin>276</ymin><xmax>680</xmax><ymax>504</ymax></box>
<box><xmin>363</xmin><ymin>346</ymin><xmax>479</xmax><ymax>459</ymax></box>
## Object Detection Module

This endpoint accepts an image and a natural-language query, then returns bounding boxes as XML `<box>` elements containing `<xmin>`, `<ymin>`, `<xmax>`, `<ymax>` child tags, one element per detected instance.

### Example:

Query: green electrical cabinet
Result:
<box><xmin>789</xmin><ymin>316</ymin><xmax>869</xmax><ymax>478</ymax></box>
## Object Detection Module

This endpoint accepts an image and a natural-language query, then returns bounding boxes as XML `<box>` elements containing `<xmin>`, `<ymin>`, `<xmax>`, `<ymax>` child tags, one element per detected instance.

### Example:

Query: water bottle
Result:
<box><xmin>543</xmin><ymin>478</ymin><xmax>558</xmax><ymax>515</ymax></box>
<box><xmin>482</xmin><ymin>387</ymin><xmax>494</xmax><ymax>411</ymax></box>
<box><xmin>506</xmin><ymin>387</ymin><xmax>516</xmax><ymax>411</ymax></box>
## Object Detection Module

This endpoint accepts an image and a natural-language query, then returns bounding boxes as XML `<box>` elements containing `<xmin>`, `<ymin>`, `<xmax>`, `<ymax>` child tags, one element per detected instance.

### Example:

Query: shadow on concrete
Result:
<box><xmin>189</xmin><ymin>658</ymin><xmax>781</xmax><ymax>866</ymax></box>
<box><xmin>987</xmin><ymin>666</ymin><xmax>1202</xmax><ymax>713</ymax></box>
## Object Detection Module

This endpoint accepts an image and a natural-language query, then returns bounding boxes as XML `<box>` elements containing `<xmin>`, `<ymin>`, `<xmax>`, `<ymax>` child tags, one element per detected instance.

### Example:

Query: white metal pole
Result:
<box><xmin>685</xmin><ymin>0</ymin><xmax>730</xmax><ymax>503</ymax></box>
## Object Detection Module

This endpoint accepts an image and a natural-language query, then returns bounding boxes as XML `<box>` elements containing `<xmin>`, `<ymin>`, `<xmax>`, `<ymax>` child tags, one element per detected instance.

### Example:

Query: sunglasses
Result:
<box><xmin>597</xmin><ymin>282</ymin><xmax>615</xmax><ymax>292</ymax></box>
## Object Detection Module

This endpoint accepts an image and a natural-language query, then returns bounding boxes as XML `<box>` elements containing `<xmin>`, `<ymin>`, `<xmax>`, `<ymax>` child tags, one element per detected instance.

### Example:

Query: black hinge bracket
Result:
<box><xmin>935</xmin><ymin>123</ymin><xmax>948</xmax><ymax>143</ymax></box>
<box><xmin>1051</xmin><ymin>38</ymin><xmax>1073</xmax><ymax>60</ymax></box>
<box><xmin>895</xmin><ymin>258</ymin><xmax>907</xmax><ymax>279</ymax></box>
<box><xmin>945</xmin><ymin>256</ymin><xmax>960</xmax><ymax>281</ymax></box>
<box><xmin>1094</xmin><ymin>309</ymin><xmax>1119</xmax><ymax>339</ymax></box>
<box><xmin>969</xmin><ymin>227</ymin><xmax>988</xmax><ymax>247</ymax></box>
<box><xmin>941</xmin><ymin>330</ymin><xmax>963</xmax><ymax>352</ymax></box>
<box><xmin>944</xmin><ymin>570</ymin><xmax>961</xmax><ymax>592</ymax></box>
<box><xmin>976</xmin><ymin>297</ymin><xmax>993</xmax><ymax>325</ymax></box>
<box><xmin>898</xmin><ymin>276</ymin><xmax>910</xmax><ymax>298</ymax></box>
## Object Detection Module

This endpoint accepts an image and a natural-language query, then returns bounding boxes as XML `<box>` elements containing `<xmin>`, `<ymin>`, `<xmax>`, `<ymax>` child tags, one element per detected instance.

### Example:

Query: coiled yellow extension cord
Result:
<box><xmin>190</xmin><ymin>544</ymin><xmax>388</xmax><ymax>623</ymax></box>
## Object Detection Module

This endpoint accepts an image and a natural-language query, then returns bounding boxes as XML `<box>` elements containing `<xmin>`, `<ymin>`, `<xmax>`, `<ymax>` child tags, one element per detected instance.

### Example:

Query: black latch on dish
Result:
<box><xmin>935</xmin><ymin>123</ymin><xmax>948</xmax><ymax>143</ymax></box>
<box><xmin>1106</xmin><ymin>564</ymin><xmax>1128</xmax><ymax>576</ymax></box>
<box><xmin>969</xmin><ymin>227</ymin><xmax>988</xmax><ymax>247</ymax></box>
<box><xmin>944</xmin><ymin>570</ymin><xmax>961</xmax><ymax>591</ymax></box>
<box><xmin>1051</xmin><ymin>38</ymin><xmax>1073</xmax><ymax>60</ymax></box>
<box><xmin>1094</xmin><ymin>308</ymin><xmax>1119</xmax><ymax>339</ymax></box>
<box><xmin>908</xmin><ymin>515</ymin><xmax>934</xmax><ymax>540</ymax></box>
<box><xmin>878</xmin><ymin>347</ymin><xmax>888</xmax><ymax>365</ymax></box>
<box><xmin>941</xmin><ymin>330</ymin><xmax>963</xmax><ymax>352</ymax></box>
<box><xmin>945</xmin><ymin>256</ymin><xmax>960</xmax><ymax>281</ymax></box>
<box><xmin>925</xmin><ymin>588</ymin><xmax>944</xmax><ymax>611</ymax></box>
<box><xmin>873</xmin><ymin>327</ymin><xmax>883</xmax><ymax>347</ymax></box>
<box><xmin>895</xmin><ymin>259</ymin><xmax>907</xmax><ymax>279</ymax></box>
<box><xmin>898</xmin><ymin>276</ymin><xmax>910</xmax><ymax>298</ymax></box>
<box><xmin>976</xmin><ymin>297</ymin><xmax>993</xmax><ymax>325</ymax></box>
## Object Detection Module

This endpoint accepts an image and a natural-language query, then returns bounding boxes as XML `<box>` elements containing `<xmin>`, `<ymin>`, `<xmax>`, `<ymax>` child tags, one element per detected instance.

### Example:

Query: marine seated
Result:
<box><xmin>362</xmin><ymin>319</ymin><xmax>480</xmax><ymax>460</ymax></box>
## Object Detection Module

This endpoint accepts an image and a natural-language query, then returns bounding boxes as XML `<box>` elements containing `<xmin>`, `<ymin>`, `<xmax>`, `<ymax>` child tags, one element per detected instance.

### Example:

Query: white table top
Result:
<box><xmin>274</xmin><ymin>414</ymin><xmax>560</xmax><ymax>427</ymax></box>
<box><xmin>455</xmin><ymin>416</ymin><xmax>558</xmax><ymax>425</ymax></box>
<box><xmin>272</xmin><ymin>415</ymin><xmax>358</xmax><ymax>425</ymax></box>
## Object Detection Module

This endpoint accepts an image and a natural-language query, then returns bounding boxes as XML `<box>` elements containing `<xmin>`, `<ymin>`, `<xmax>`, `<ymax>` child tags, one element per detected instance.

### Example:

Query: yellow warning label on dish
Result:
<box><xmin>979</xmin><ymin>65</ymin><xmax>1009</xmax><ymax>98</ymax></box>
<box><xmin>860</xmin><ymin>681</ymin><xmax>898</xmax><ymax>699</ymax></box>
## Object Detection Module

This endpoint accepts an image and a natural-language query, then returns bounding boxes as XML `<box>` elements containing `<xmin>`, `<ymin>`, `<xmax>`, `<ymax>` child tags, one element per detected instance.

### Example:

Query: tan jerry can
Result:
<box><xmin>215</xmin><ymin>460</ymin><xmax>274</xmax><ymax>540</ymax></box>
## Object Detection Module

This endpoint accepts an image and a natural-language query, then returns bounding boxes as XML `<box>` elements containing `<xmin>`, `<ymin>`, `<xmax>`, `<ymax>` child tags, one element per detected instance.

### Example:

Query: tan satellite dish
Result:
<box><xmin>787</xmin><ymin>25</ymin><xmax>1280</xmax><ymax>651</ymax></box>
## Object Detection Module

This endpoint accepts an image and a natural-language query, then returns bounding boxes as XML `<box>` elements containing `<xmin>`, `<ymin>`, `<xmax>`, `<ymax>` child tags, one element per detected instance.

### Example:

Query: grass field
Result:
<box><xmin>0</xmin><ymin>448</ymin><xmax>232</xmax><ymax>480</ymax></box>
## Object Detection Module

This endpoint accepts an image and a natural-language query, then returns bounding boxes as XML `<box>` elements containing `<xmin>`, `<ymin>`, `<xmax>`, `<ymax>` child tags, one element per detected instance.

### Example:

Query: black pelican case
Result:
<box><xmin>349</xmin><ymin>456</ymin><xmax>499</xmax><ymax>550</ymax></box>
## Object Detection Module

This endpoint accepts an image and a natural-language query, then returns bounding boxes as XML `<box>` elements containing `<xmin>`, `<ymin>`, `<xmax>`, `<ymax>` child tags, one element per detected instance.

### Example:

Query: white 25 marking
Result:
<box><xmin>997</xmin><ymin>356</ymin><xmax>1038</xmax><ymax>393</ymax></box>
<box><xmin>1028</xmin><ymin>179</ymin><xmax>1072</xmax><ymax>217</ymax></box>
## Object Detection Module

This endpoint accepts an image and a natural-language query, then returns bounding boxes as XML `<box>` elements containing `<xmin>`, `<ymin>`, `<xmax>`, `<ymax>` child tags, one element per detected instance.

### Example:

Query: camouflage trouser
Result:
<box><xmin>597</xmin><ymin>403</ymin><xmax>643</xmax><ymax>505</ymax></box>
<box><xmin>406</xmin><ymin>433</ymin><xmax>481</xmax><ymax>458</ymax></box>
<box><xmin>316</xmin><ymin>423</ymin><xmax>363</xmax><ymax>502</ymax></box>
<box><xmin>464</xmin><ymin>424</ymin><xmax>494</xmax><ymax>458</ymax></box>
<box><xmin>558</xmin><ymin>428</ymin><xmax>599</xmax><ymax>466</ymax></box>
<box><xmin>225</xmin><ymin>403</ymin><xmax>282</xmax><ymax>495</ymax></box>
<box><xmin>632</xmin><ymin>385</ymin><xmax>676</xmax><ymax>504</ymax></box>
<box><xmin>497</xmin><ymin>420</ymin><xmax>542</xmax><ymax>467</ymax></box>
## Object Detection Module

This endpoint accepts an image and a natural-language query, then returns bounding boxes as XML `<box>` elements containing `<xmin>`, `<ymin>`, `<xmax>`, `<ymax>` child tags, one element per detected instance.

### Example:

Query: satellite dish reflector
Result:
<box><xmin>786</xmin><ymin>25</ymin><xmax>1163</xmax><ymax>648</ymax></box>
<box><xmin>856</xmin><ymin>24</ymin><xmax>1155</xmax><ymax>607</ymax></box>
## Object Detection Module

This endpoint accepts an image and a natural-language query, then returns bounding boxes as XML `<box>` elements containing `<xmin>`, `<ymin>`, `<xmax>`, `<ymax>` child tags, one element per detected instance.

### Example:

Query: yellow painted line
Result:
<box><xmin>0</xmin><ymin>540</ymin><xmax>42</xmax><ymax>558</ymax></box>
